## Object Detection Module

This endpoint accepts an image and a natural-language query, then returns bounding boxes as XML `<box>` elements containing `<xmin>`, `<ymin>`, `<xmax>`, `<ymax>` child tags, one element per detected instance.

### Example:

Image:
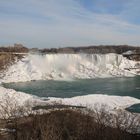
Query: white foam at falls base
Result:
<box><xmin>1</xmin><ymin>53</ymin><xmax>140</xmax><ymax>83</ymax></box>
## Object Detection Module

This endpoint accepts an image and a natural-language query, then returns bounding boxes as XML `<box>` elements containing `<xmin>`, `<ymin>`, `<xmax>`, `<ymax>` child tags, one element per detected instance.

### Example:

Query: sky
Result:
<box><xmin>0</xmin><ymin>0</ymin><xmax>140</xmax><ymax>48</ymax></box>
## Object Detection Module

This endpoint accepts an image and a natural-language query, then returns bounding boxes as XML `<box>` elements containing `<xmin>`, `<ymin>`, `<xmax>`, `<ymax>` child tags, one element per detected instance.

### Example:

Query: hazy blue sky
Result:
<box><xmin>0</xmin><ymin>0</ymin><xmax>140</xmax><ymax>48</ymax></box>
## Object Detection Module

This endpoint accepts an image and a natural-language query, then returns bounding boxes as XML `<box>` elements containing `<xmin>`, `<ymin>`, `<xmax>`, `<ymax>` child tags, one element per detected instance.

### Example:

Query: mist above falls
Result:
<box><xmin>1</xmin><ymin>53</ymin><xmax>140</xmax><ymax>83</ymax></box>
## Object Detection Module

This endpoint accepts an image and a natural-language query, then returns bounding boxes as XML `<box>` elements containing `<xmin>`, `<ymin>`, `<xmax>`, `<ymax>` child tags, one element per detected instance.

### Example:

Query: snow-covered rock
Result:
<box><xmin>47</xmin><ymin>94</ymin><xmax>140</xmax><ymax>111</ymax></box>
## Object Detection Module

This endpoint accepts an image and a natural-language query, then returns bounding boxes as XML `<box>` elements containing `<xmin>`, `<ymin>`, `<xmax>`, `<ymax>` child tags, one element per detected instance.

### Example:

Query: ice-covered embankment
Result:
<box><xmin>1</xmin><ymin>53</ymin><xmax>140</xmax><ymax>83</ymax></box>
<box><xmin>47</xmin><ymin>94</ymin><xmax>140</xmax><ymax>111</ymax></box>
<box><xmin>0</xmin><ymin>85</ymin><xmax>140</xmax><ymax>114</ymax></box>
<box><xmin>0</xmin><ymin>86</ymin><xmax>48</xmax><ymax>118</ymax></box>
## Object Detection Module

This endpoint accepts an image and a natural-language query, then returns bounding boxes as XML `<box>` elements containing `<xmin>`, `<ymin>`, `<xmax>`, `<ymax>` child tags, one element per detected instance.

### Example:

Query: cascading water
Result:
<box><xmin>1</xmin><ymin>53</ymin><xmax>140</xmax><ymax>83</ymax></box>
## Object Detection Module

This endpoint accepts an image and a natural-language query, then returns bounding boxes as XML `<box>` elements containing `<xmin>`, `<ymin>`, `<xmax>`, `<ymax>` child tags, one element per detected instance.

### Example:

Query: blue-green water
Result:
<box><xmin>3</xmin><ymin>77</ymin><xmax>140</xmax><ymax>99</ymax></box>
<box><xmin>126</xmin><ymin>104</ymin><xmax>140</xmax><ymax>113</ymax></box>
<box><xmin>3</xmin><ymin>77</ymin><xmax>140</xmax><ymax>113</ymax></box>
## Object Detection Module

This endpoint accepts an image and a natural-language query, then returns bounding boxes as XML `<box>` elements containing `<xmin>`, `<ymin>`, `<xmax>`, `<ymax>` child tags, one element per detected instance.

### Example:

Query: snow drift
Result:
<box><xmin>48</xmin><ymin>94</ymin><xmax>140</xmax><ymax>111</ymax></box>
<box><xmin>0</xmin><ymin>86</ymin><xmax>140</xmax><ymax>113</ymax></box>
<box><xmin>1</xmin><ymin>53</ymin><xmax>140</xmax><ymax>83</ymax></box>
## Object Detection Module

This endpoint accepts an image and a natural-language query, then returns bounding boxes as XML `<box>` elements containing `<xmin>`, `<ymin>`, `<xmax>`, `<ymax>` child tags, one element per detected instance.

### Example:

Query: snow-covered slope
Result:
<box><xmin>0</xmin><ymin>86</ymin><xmax>36</xmax><ymax>106</ymax></box>
<box><xmin>48</xmin><ymin>95</ymin><xmax>140</xmax><ymax>111</ymax></box>
<box><xmin>0</xmin><ymin>86</ymin><xmax>140</xmax><ymax>112</ymax></box>
<box><xmin>0</xmin><ymin>86</ymin><xmax>48</xmax><ymax>112</ymax></box>
<box><xmin>0</xmin><ymin>85</ymin><xmax>140</xmax><ymax>115</ymax></box>
<box><xmin>0</xmin><ymin>86</ymin><xmax>139</xmax><ymax>132</ymax></box>
<box><xmin>1</xmin><ymin>53</ymin><xmax>140</xmax><ymax>83</ymax></box>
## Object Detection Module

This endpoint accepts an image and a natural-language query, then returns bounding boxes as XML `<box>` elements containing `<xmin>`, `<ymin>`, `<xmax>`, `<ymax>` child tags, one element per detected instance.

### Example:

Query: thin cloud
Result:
<box><xmin>0</xmin><ymin>0</ymin><xmax>140</xmax><ymax>48</ymax></box>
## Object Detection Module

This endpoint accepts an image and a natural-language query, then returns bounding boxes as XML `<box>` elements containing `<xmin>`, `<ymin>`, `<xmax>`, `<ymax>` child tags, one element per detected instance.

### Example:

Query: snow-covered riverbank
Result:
<box><xmin>47</xmin><ymin>94</ymin><xmax>140</xmax><ymax>111</ymax></box>
<box><xmin>0</xmin><ymin>85</ymin><xmax>140</xmax><ymax>113</ymax></box>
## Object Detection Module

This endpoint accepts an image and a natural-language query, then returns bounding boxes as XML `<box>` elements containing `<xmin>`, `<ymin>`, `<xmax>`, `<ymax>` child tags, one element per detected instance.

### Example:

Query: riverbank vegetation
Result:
<box><xmin>0</xmin><ymin>99</ymin><xmax>139</xmax><ymax>140</ymax></box>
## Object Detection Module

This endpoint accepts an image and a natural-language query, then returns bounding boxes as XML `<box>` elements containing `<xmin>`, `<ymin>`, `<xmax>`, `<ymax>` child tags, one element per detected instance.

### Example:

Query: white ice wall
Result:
<box><xmin>1</xmin><ymin>53</ymin><xmax>139</xmax><ymax>83</ymax></box>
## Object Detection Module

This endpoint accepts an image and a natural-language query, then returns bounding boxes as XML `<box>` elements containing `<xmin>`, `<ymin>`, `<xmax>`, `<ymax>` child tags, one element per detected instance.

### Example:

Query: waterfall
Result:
<box><xmin>1</xmin><ymin>53</ymin><xmax>139</xmax><ymax>83</ymax></box>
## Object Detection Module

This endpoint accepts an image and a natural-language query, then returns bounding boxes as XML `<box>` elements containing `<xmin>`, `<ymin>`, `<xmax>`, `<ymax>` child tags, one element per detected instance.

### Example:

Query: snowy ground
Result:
<box><xmin>0</xmin><ymin>86</ymin><xmax>47</xmax><ymax>115</ymax></box>
<box><xmin>48</xmin><ymin>94</ymin><xmax>140</xmax><ymax>111</ymax></box>
<box><xmin>0</xmin><ymin>85</ymin><xmax>140</xmax><ymax>114</ymax></box>
<box><xmin>0</xmin><ymin>85</ymin><xmax>140</xmax><ymax>133</ymax></box>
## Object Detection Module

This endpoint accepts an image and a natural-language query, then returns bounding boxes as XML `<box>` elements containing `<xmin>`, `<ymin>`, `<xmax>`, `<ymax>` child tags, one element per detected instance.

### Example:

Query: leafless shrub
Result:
<box><xmin>0</xmin><ymin>96</ymin><xmax>140</xmax><ymax>140</ymax></box>
<box><xmin>0</xmin><ymin>94</ymin><xmax>32</xmax><ymax>140</ymax></box>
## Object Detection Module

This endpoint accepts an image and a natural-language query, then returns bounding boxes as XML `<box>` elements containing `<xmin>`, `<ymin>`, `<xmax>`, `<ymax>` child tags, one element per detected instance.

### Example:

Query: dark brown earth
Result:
<box><xmin>0</xmin><ymin>109</ymin><xmax>140</xmax><ymax>140</ymax></box>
